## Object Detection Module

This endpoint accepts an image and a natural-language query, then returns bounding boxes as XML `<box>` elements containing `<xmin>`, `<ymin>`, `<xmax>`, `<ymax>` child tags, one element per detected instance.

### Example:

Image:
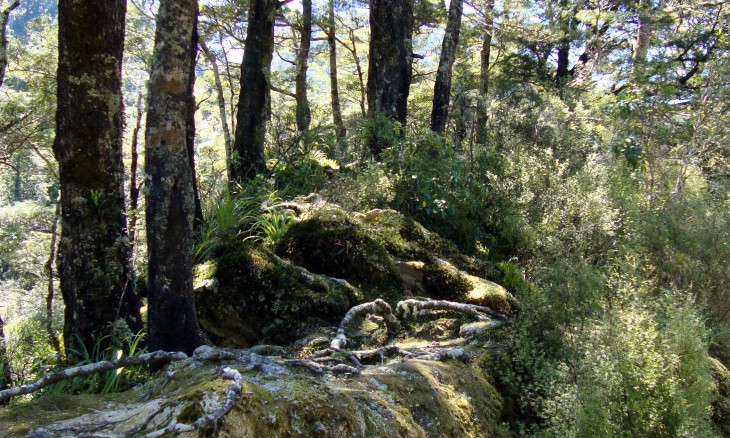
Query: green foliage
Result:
<box><xmin>47</xmin><ymin>323</ymin><xmax>148</xmax><ymax>396</ymax></box>
<box><xmin>195</xmin><ymin>189</ymin><xmax>297</xmax><ymax>262</ymax></box>
<box><xmin>542</xmin><ymin>282</ymin><xmax>715</xmax><ymax>438</ymax></box>
<box><xmin>383</xmin><ymin>129</ymin><xmax>495</xmax><ymax>251</ymax></box>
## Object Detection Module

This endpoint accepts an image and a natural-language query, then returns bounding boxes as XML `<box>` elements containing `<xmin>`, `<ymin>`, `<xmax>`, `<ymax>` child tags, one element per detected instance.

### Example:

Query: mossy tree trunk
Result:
<box><xmin>367</xmin><ymin>0</ymin><xmax>413</xmax><ymax>157</ymax></box>
<box><xmin>430</xmin><ymin>0</ymin><xmax>463</xmax><ymax>135</ymax></box>
<box><xmin>327</xmin><ymin>0</ymin><xmax>346</xmax><ymax>142</ymax></box>
<box><xmin>53</xmin><ymin>0</ymin><xmax>142</xmax><ymax>359</ymax></box>
<box><xmin>145</xmin><ymin>0</ymin><xmax>205</xmax><ymax>355</ymax></box>
<box><xmin>0</xmin><ymin>0</ymin><xmax>19</xmax><ymax>88</ymax></box>
<box><xmin>231</xmin><ymin>0</ymin><xmax>276</xmax><ymax>182</ymax></box>
<box><xmin>295</xmin><ymin>0</ymin><xmax>312</xmax><ymax>133</ymax></box>
<box><xmin>475</xmin><ymin>0</ymin><xmax>494</xmax><ymax>145</ymax></box>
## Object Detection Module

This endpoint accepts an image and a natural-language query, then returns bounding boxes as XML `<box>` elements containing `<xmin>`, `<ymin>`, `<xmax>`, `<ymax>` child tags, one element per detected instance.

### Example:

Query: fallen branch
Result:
<box><xmin>396</xmin><ymin>299</ymin><xmax>507</xmax><ymax>321</ymax></box>
<box><xmin>144</xmin><ymin>367</ymin><xmax>245</xmax><ymax>438</ymax></box>
<box><xmin>0</xmin><ymin>350</ymin><xmax>188</xmax><ymax>402</ymax></box>
<box><xmin>330</xmin><ymin>299</ymin><xmax>399</xmax><ymax>350</ymax></box>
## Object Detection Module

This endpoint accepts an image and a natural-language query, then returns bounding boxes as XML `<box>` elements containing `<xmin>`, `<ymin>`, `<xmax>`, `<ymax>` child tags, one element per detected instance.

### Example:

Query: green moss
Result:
<box><xmin>275</xmin><ymin>210</ymin><xmax>402</xmax><ymax>301</ymax></box>
<box><xmin>423</xmin><ymin>259</ymin><xmax>517</xmax><ymax>315</ymax></box>
<box><xmin>195</xmin><ymin>243</ymin><xmax>361</xmax><ymax>347</ymax></box>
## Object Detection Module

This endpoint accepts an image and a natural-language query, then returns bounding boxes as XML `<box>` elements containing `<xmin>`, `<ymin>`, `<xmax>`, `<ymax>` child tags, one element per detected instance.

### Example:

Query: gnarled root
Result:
<box><xmin>330</xmin><ymin>299</ymin><xmax>399</xmax><ymax>350</ymax></box>
<box><xmin>396</xmin><ymin>298</ymin><xmax>507</xmax><ymax>321</ymax></box>
<box><xmin>143</xmin><ymin>366</ymin><xmax>246</xmax><ymax>437</ymax></box>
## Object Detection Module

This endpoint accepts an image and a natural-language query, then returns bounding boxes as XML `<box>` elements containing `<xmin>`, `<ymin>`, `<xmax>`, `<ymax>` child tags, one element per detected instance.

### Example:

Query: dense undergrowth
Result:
<box><xmin>2</xmin><ymin>58</ymin><xmax>729</xmax><ymax>438</ymax></box>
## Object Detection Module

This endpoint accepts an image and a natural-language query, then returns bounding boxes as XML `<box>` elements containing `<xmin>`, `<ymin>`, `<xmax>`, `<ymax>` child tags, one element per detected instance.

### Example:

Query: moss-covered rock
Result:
<box><xmin>275</xmin><ymin>209</ymin><xmax>402</xmax><ymax>300</ymax></box>
<box><xmin>195</xmin><ymin>243</ymin><xmax>361</xmax><ymax>347</ymax></box>
<box><xmin>2</xmin><ymin>352</ymin><xmax>509</xmax><ymax>438</ymax></box>
<box><xmin>422</xmin><ymin>259</ymin><xmax>518</xmax><ymax>315</ymax></box>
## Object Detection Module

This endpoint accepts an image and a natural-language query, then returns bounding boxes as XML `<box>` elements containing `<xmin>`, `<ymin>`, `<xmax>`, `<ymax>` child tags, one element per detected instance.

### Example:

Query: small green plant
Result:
<box><xmin>46</xmin><ymin>323</ymin><xmax>148</xmax><ymax>396</ymax></box>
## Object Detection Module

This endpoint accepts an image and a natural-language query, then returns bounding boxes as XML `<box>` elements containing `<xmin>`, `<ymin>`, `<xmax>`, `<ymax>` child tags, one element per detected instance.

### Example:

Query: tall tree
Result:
<box><xmin>367</xmin><ymin>0</ymin><xmax>414</xmax><ymax>156</ymax></box>
<box><xmin>326</xmin><ymin>0</ymin><xmax>346</xmax><ymax>142</ymax></box>
<box><xmin>0</xmin><ymin>315</ymin><xmax>10</xmax><ymax>402</ymax></box>
<box><xmin>475</xmin><ymin>0</ymin><xmax>495</xmax><ymax>145</ymax></box>
<box><xmin>200</xmin><ymin>37</ymin><xmax>233</xmax><ymax>182</ymax></box>
<box><xmin>632</xmin><ymin>0</ymin><xmax>653</xmax><ymax>65</ymax></box>
<box><xmin>430</xmin><ymin>0</ymin><xmax>463</xmax><ymax>135</ymax></box>
<box><xmin>0</xmin><ymin>0</ymin><xmax>19</xmax><ymax>395</ymax></box>
<box><xmin>53</xmin><ymin>0</ymin><xmax>142</xmax><ymax>358</ymax></box>
<box><xmin>145</xmin><ymin>0</ymin><xmax>205</xmax><ymax>355</ymax></box>
<box><xmin>0</xmin><ymin>0</ymin><xmax>19</xmax><ymax>88</ymax></box>
<box><xmin>231</xmin><ymin>0</ymin><xmax>277</xmax><ymax>182</ymax></box>
<box><xmin>295</xmin><ymin>0</ymin><xmax>312</xmax><ymax>133</ymax></box>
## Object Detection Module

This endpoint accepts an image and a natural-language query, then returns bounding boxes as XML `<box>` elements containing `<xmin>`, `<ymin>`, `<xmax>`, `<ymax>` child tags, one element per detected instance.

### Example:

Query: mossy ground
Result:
<box><xmin>0</xmin><ymin>350</ymin><xmax>509</xmax><ymax>437</ymax></box>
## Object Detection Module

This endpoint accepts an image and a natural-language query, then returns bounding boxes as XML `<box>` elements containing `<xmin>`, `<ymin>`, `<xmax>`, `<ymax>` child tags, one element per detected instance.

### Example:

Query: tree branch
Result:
<box><xmin>0</xmin><ymin>351</ymin><xmax>188</xmax><ymax>402</ymax></box>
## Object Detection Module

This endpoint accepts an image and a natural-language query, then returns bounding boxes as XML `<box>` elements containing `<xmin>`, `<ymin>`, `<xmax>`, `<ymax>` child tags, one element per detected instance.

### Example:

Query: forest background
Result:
<box><xmin>0</xmin><ymin>0</ymin><xmax>728</xmax><ymax>435</ymax></box>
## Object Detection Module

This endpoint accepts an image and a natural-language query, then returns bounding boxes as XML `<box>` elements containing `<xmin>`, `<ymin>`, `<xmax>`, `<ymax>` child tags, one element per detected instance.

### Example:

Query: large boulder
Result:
<box><xmin>195</xmin><ymin>243</ymin><xmax>361</xmax><ymax>347</ymax></box>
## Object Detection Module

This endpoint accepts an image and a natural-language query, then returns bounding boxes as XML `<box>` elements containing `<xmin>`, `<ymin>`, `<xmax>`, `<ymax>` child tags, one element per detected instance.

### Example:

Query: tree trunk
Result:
<box><xmin>128</xmin><ymin>91</ymin><xmax>143</xmax><ymax>249</ymax></box>
<box><xmin>295</xmin><ymin>0</ymin><xmax>312</xmax><ymax>133</ymax></box>
<box><xmin>327</xmin><ymin>0</ymin><xmax>346</xmax><ymax>142</ymax></box>
<box><xmin>430</xmin><ymin>0</ymin><xmax>463</xmax><ymax>135</ymax></box>
<box><xmin>0</xmin><ymin>313</ymin><xmax>11</xmax><ymax>403</ymax></box>
<box><xmin>231</xmin><ymin>0</ymin><xmax>276</xmax><ymax>182</ymax></box>
<box><xmin>145</xmin><ymin>0</ymin><xmax>205</xmax><ymax>355</ymax></box>
<box><xmin>632</xmin><ymin>0</ymin><xmax>652</xmax><ymax>65</ymax></box>
<box><xmin>348</xmin><ymin>28</ymin><xmax>367</xmax><ymax>118</ymax></box>
<box><xmin>186</xmin><ymin>22</ymin><xmax>204</xmax><ymax>229</ymax></box>
<box><xmin>0</xmin><ymin>0</ymin><xmax>19</xmax><ymax>88</ymax></box>
<box><xmin>555</xmin><ymin>1</ymin><xmax>575</xmax><ymax>95</ymax></box>
<box><xmin>367</xmin><ymin>0</ymin><xmax>414</xmax><ymax>157</ymax></box>
<box><xmin>53</xmin><ymin>0</ymin><xmax>142</xmax><ymax>359</ymax></box>
<box><xmin>45</xmin><ymin>198</ymin><xmax>62</xmax><ymax>356</ymax></box>
<box><xmin>199</xmin><ymin>38</ymin><xmax>233</xmax><ymax>182</ymax></box>
<box><xmin>475</xmin><ymin>0</ymin><xmax>494</xmax><ymax>145</ymax></box>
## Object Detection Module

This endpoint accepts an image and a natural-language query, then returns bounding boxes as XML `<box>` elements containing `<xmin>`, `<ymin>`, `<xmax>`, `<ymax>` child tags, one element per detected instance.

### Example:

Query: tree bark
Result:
<box><xmin>0</xmin><ymin>314</ymin><xmax>11</xmax><ymax>403</ymax></box>
<box><xmin>430</xmin><ymin>0</ymin><xmax>463</xmax><ymax>135</ymax></box>
<box><xmin>128</xmin><ymin>91</ymin><xmax>143</xmax><ymax>249</ymax></box>
<box><xmin>295</xmin><ymin>0</ymin><xmax>312</xmax><ymax>133</ymax></box>
<box><xmin>199</xmin><ymin>37</ymin><xmax>233</xmax><ymax>182</ymax></box>
<box><xmin>327</xmin><ymin>0</ymin><xmax>346</xmax><ymax>142</ymax></box>
<box><xmin>186</xmin><ymin>21</ymin><xmax>204</xmax><ymax>229</ymax></box>
<box><xmin>367</xmin><ymin>0</ymin><xmax>414</xmax><ymax>157</ymax></box>
<box><xmin>475</xmin><ymin>0</ymin><xmax>494</xmax><ymax>145</ymax></box>
<box><xmin>0</xmin><ymin>0</ymin><xmax>19</xmax><ymax>88</ymax></box>
<box><xmin>53</xmin><ymin>0</ymin><xmax>142</xmax><ymax>359</ymax></box>
<box><xmin>231</xmin><ymin>0</ymin><xmax>276</xmax><ymax>182</ymax></box>
<box><xmin>45</xmin><ymin>198</ymin><xmax>62</xmax><ymax>356</ymax></box>
<box><xmin>145</xmin><ymin>0</ymin><xmax>205</xmax><ymax>355</ymax></box>
<box><xmin>632</xmin><ymin>0</ymin><xmax>652</xmax><ymax>65</ymax></box>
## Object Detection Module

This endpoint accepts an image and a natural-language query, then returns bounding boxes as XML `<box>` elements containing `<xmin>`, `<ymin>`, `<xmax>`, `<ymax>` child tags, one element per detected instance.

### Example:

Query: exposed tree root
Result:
<box><xmin>330</xmin><ymin>299</ymin><xmax>400</xmax><ymax>350</ymax></box>
<box><xmin>15</xmin><ymin>297</ymin><xmax>507</xmax><ymax>436</ymax></box>
<box><xmin>143</xmin><ymin>367</ymin><xmax>245</xmax><ymax>437</ymax></box>
<box><xmin>353</xmin><ymin>345</ymin><xmax>416</xmax><ymax>363</ymax></box>
<box><xmin>396</xmin><ymin>298</ymin><xmax>507</xmax><ymax>321</ymax></box>
<box><xmin>0</xmin><ymin>350</ymin><xmax>188</xmax><ymax>402</ymax></box>
<box><xmin>285</xmin><ymin>359</ymin><xmax>360</xmax><ymax>375</ymax></box>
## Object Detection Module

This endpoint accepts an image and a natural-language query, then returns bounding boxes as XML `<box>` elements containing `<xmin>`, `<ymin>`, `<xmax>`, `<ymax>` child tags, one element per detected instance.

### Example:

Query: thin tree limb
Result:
<box><xmin>0</xmin><ymin>351</ymin><xmax>188</xmax><ymax>402</ymax></box>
